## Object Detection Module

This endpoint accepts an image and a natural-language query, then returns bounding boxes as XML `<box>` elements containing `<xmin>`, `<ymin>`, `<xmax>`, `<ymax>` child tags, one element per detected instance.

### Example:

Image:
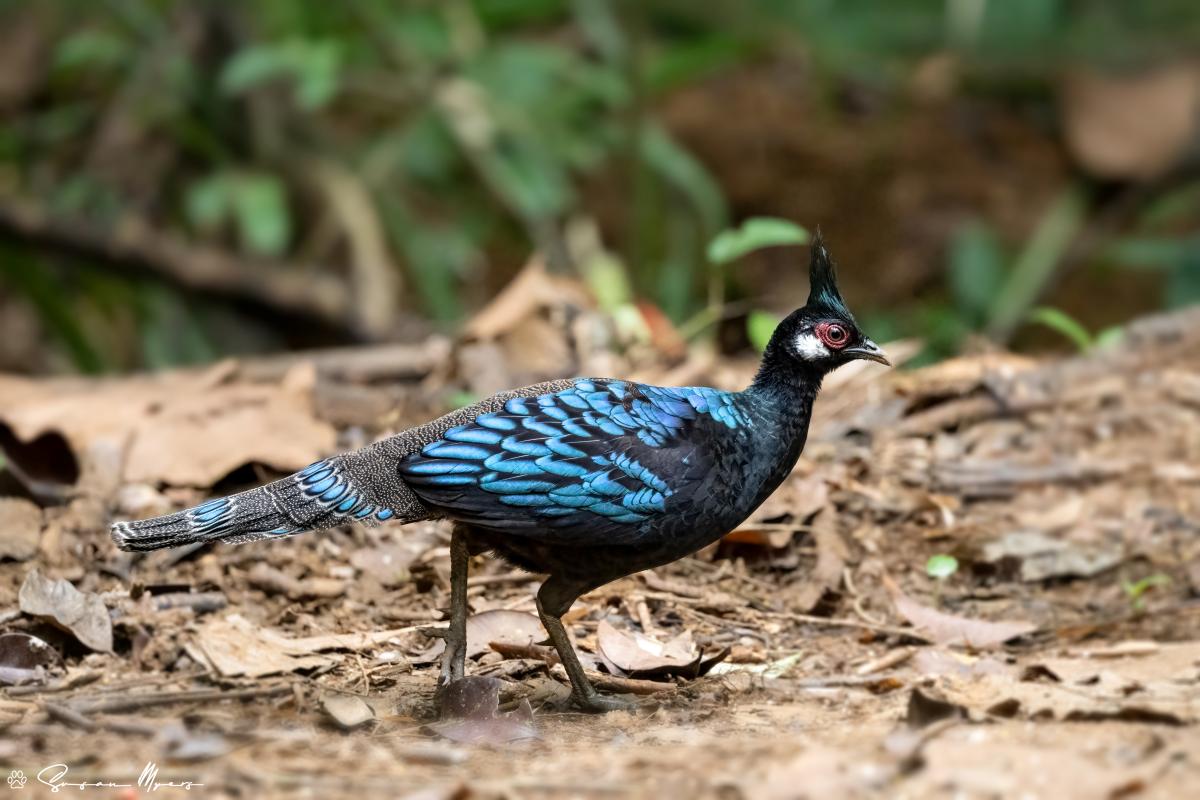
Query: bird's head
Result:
<box><xmin>766</xmin><ymin>233</ymin><xmax>890</xmax><ymax>378</ymax></box>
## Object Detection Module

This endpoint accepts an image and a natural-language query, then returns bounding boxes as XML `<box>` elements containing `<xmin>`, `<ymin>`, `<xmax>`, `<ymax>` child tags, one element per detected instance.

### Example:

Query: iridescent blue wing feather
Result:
<box><xmin>399</xmin><ymin>379</ymin><xmax>749</xmax><ymax>543</ymax></box>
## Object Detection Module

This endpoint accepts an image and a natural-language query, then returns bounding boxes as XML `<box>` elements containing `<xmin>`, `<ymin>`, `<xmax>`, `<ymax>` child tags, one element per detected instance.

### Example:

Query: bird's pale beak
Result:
<box><xmin>846</xmin><ymin>338</ymin><xmax>891</xmax><ymax>366</ymax></box>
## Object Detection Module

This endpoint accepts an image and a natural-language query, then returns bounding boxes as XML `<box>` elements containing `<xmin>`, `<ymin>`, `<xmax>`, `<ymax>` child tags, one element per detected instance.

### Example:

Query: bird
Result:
<box><xmin>111</xmin><ymin>234</ymin><xmax>888</xmax><ymax>712</ymax></box>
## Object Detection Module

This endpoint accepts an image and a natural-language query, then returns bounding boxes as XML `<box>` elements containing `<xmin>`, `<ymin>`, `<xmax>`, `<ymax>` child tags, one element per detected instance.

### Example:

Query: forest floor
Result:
<box><xmin>1</xmin><ymin>305</ymin><xmax>1198</xmax><ymax>799</ymax></box>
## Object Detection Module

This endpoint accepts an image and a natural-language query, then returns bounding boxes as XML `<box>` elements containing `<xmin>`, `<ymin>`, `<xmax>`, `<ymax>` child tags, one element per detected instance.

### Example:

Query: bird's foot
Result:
<box><xmin>572</xmin><ymin>690</ymin><xmax>638</xmax><ymax>713</ymax></box>
<box><xmin>425</xmin><ymin>626</ymin><xmax>466</xmax><ymax>686</ymax></box>
<box><xmin>438</xmin><ymin>640</ymin><xmax>466</xmax><ymax>686</ymax></box>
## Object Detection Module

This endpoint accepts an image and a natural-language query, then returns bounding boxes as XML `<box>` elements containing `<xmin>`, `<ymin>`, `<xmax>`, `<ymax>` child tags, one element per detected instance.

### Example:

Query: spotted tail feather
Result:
<box><xmin>110</xmin><ymin>456</ymin><xmax>404</xmax><ymax>552</ymax></box>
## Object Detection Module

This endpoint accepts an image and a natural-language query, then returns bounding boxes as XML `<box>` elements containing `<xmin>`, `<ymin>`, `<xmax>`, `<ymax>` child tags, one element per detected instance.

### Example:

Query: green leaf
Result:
<box><xmin>184</xmin><ymin>175</ymin><xmax>230</xmax><ymax>232</ymax></box>
<box><xmin>54</xmin><ymin>30</ymin><xmax>129</xmax><ymax>71</ymax></box>
<box><xmin>985</xmin><ymin>187</ymin><xmax>1086</xmax><ymax>340</ymax></box>
<box><xmin>230</xmin><ymin>174</ymin><xmax>290</xmax><ymax>257</ymax></box>
<box><xmin>1122</xmin><ymin>573</ymin><xmax>1170</xmax><ymax>611</ymax></box>
<box><xmin>449</xmin><ymin>390</ymin><xmax>480</xmax><ymax>410</ymax></box>
<box><xmin>220</xmin><ymin>45</ymin><xmax>287</xmax><ymax>93</ymax></box>
<box><xmin>1094</xmin><ymin>328</ymin><xmax>1124</xmax><ymax>350</ymax></box>
<box><xmin>948</xmin><ymin>220</ymin><xmax>1005</xmax><ymax>325</ymax></box>
<box><xmin>747</xmin><ymin>310</ymin><xmax>781</xmax><ymax>353</ymax></box>
<box><xmin>642</xmin><ymin>124</ymin><xmax>728</xmax><ymax>237</ymax></box>
<box><xmin>707</xmin><ymin>217</ymin><xmax>809</xmax><ymax>265</ymax></box>
<box><xmin>925</xmin><ymin>554</ymin><xmax>959</xmax><ymax>581</ymax></box>
<box><xmin>220</xmin><ymin>40</ymin><xmax>341</xmax><ymax>110</ymax></box>
<box><xmin>1027</xmin><ymin>306</ymin><xmax>1093</xmax><ymax>352</ymax></box>
<box><xmin>1166</xmin><ymin>246</ymin><xmax>1200</xmax><ymax>309</ymax></box>
<box><xmin>483</xmin><ymin>138</ymin><xmax>572</xmax><ymax>221</ymax></box>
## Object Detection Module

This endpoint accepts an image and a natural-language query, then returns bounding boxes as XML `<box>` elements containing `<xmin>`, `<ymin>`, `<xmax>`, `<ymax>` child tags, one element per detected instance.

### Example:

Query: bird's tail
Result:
<box><xmin>111</xmin><ymin>455</ymin><xmax>404</xmax><ymax>552</ymax></box>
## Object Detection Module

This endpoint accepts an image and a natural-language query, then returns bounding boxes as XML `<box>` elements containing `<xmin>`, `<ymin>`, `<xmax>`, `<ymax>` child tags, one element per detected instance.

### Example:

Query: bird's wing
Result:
<box><xmin>399</xmin><ymin>379</ymin><xmax>748</xmax><ymax>543</ymax></box>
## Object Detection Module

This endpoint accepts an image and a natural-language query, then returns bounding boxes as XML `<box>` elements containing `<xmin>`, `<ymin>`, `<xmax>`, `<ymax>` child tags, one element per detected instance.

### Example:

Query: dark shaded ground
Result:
<box><xmin>1</xmin><ymin>305</ymin><xmax>1198</xmax><ymax>798</ymax></box>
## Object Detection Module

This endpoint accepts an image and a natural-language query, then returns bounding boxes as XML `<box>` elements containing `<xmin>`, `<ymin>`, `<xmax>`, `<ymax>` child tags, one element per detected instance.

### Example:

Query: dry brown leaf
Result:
<box><xmin>1061</xmin><ymin>63</ymin><xmax>1200</xmax><ymax>180</ymax></box>
<box><xmin>883</xmin><ymin>575</ymin><xmax>1035</xmax><ymax>649</ymax></box>
<box><xmin>124</xmin><ymin>371</ymin><xmax>335</xmax><ymax>486</ymax></box>
<box><xmin>18</xmin><ymin>569</ymin><xmax>112</xmax><ymax>652</ymax></box>
<box><xmin>247</xmin><ymin>563</ymin><xmax>346</xmax><ymax>600</ymax></box>
<box><xmin>593</xmin><ymin>620</ymin><xmax>727</xmax><ymax>679</ymax></box>
<box><xmin>939</xmin><ymin>671</ymin><xmax>1195</xmax><ymax>725</ymax></box>
<box><xmin>188</xmin><ymin>613</ymin><xmax>417</xmax><ymax>678</ymax></box>
<box><xmin>1013</xmin><ymin>495</ymin><xmax>1085</xmax><ymax>532</ymax></box>
<box><xmin>416</xmin><ymin>610</ymin><xmax>545</xmax><ymax>664</ymax></box>
<box><xmin>0</xmin><ymin>497</ymin><xmax>41</xmax><ymax>561</ymax></box>
<box><xmin>1035</xmin><ymin>640</ymin><xmax>1200</xmax><ymax>687</ymax></box>
<box><xmin>911</xmin><ymin>648</ymin><xmax>1009</xmax><ymax>679</ymax></box>
<box><xmin>791</xmin><ymin>507</ymin><xmax>848</xmax><ymax>612</ymax></box>
<box><xmin>464</xmin><ymin>259</ymin><xmax>589</xmax><ymax>341</ymax></box>
<box><xmin>893</xmin><ymin>352</ymin><xmax>1037</xmax><ymax>400</ymax></box>
<box><xmin>976</xmin><ymin>529</ymin><xmax>1122</xmax><ymax>582</ymax></box>
<box><xmin>0</xmin><ymin>367</ymin><xmax>336</xmax><ymax>490</ymax></box>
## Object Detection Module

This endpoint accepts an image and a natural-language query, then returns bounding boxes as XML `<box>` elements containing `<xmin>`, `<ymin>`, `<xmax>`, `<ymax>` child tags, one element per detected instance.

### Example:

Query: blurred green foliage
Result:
<box><xmin>0</xmin><ymin>0</ymin><xmax>1197</xmax><ymax>372</ymax></box>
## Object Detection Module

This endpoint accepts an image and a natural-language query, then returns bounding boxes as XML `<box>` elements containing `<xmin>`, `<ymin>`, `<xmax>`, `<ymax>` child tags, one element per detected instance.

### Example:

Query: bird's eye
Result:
<box><xmin>820</xmin><ymin>323</ymin><xmax>849</xmax><ymax>347</ymax></box>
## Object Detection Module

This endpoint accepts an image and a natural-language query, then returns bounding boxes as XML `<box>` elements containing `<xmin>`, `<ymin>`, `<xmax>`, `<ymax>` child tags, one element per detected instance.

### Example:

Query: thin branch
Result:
<box><xmin>0</xmin><ymin>192</ymin><xmax>361</xmax><ymax>337</ymax></box>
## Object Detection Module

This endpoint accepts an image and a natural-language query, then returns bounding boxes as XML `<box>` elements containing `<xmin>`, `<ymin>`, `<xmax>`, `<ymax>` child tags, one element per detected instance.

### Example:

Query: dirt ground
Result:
<box><xmin>1</xmin><ymin>304</ymin><xmax>1199</xmax><ymax>799</ymax></box>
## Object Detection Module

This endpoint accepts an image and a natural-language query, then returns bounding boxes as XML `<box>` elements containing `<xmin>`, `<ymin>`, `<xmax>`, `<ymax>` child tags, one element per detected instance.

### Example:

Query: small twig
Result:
<box><xmin>42</xmin><ymin>701</ymin><xmax>96</xmax><ymax>730</ymax></box>
<box><xmin>68</xmin><ymin>684</ymin><xmax>292</xmax><ymax>715</ymax></box>
<box><xmin>147</xmin><ymin>591</ymin><xmax>228</xmax><ymax>614</ymax></box>
<box><xmin>792</xmin><ymin>673</ymin><xmax>907</xmax><ymax>689</ymax></box>
<box><xmin>490</xmin><ymin>641</ymin><xmax>559</xmax><ymax>664</ymax></box>
<box><xmin>770</xmin><ymin>611</ymin><xmax>932</xmax><ymax>643</ymax></box>
<box><xmin>381</xmin><ymin>608</ymin><xmax>445</xmax><ymax>623</ymax></box>
<box><xmin>640</xmin><ymin>571</ymin><xmax>705</xmax><ymax>599</ymax></box>
<box><xmin>856</xmin><ymin>647</ymin><xmax>916</xmax><ymax>676</ymax></box>
<box><xmin>582</xmin><ymin>670</ymin><xmax>674</xmax><ymax>696</ymax></box>
<box><xmin>6</xmin><ymin>670</ymin><xmax>102</xmax><ymax>697</ymax></box>
<box><xmin>43</xmin><ymin>701</ymin><xmax>158</xmax><ymax>736</ymax></box>
<box><xmin>0</xmin><ymin>192</ymin><xmax>360</xmax><ymax>336</ymax></box>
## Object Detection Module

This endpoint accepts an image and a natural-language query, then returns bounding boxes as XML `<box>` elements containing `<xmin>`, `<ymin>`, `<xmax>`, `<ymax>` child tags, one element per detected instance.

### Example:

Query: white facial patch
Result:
<box><xmin>793</xmin><ymin>331</ymin><xmax>831</xmax><ymax>360</ymax></box>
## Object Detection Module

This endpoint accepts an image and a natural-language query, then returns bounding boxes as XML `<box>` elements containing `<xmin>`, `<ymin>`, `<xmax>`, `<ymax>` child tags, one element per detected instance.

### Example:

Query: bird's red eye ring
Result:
<box><xmin>817</xmin><ymin>322</ymin><xmax>850</xmax><ymax>348</ymax></box>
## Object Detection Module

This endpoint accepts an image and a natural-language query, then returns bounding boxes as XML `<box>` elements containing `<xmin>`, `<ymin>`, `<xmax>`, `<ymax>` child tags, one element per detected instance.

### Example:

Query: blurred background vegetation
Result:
<box><xmin>0</xmin><ymin>0</ymin><xmax>1198</xmax><ymax>374</ymax></box>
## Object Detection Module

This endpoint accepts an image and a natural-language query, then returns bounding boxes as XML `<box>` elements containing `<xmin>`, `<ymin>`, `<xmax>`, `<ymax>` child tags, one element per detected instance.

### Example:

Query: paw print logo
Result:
<box><xmin>6</xmin><ymin>770</ymin><xmax>26</xmax><ymax>788</ymax></box>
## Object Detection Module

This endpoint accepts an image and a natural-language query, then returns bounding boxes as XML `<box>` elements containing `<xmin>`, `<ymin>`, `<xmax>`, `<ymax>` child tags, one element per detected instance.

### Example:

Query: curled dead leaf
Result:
<box><xmin>883</xmin><ymin>575</ymin><xmax>1035</xmax><ymax>649</ymax></box>
<box><xmin>18</xmin><ymin>569</ymin><xmax>113</xmax><ymax>653</ymax></box>
<box><xmin>188</xmin><ymin>613</ymin><xmax>416</xmax><ymax>678</ymax></box>
<box><xmin>416</xmin><ymin>610</ymin><xmax>545</xmax><ymax>664</ymax></box>
<box><xmin>596</xmin><ymin>620</ymin><xmax>728</xmax><ymax>679</ymax></box>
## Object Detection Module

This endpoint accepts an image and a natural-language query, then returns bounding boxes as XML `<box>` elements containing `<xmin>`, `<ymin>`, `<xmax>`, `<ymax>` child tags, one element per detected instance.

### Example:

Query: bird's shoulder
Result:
<box><xmin>428</xmin><ymin>377</ymin><xmax>749</xmax><ymax>452</ymax></box>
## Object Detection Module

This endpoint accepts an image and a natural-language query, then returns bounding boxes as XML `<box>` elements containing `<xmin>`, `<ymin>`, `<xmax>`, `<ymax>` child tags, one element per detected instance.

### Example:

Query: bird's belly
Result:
<box><xmin>473</xmin><ymin>454</ymin><xmax>786</xmax><ymax>584</ymax></box>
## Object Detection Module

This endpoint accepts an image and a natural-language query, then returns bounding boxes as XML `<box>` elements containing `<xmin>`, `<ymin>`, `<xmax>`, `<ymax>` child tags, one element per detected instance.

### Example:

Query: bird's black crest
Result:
<box><xmin>805</xmin><ymin>230</ymin><xmax>851</xmax><ymax>318</ymax></box>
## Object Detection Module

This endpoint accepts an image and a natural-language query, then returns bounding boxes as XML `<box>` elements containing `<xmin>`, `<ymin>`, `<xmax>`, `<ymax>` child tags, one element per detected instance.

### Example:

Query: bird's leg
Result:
<box><xmin>438</xmin><ymin>527</ymin><xmax>470</xmax><ymax>687</ymax></box>
<box><xmin>536</xmin><ymin>577</ymin><xmax>636</xmax><ymax>713</ymax></box>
